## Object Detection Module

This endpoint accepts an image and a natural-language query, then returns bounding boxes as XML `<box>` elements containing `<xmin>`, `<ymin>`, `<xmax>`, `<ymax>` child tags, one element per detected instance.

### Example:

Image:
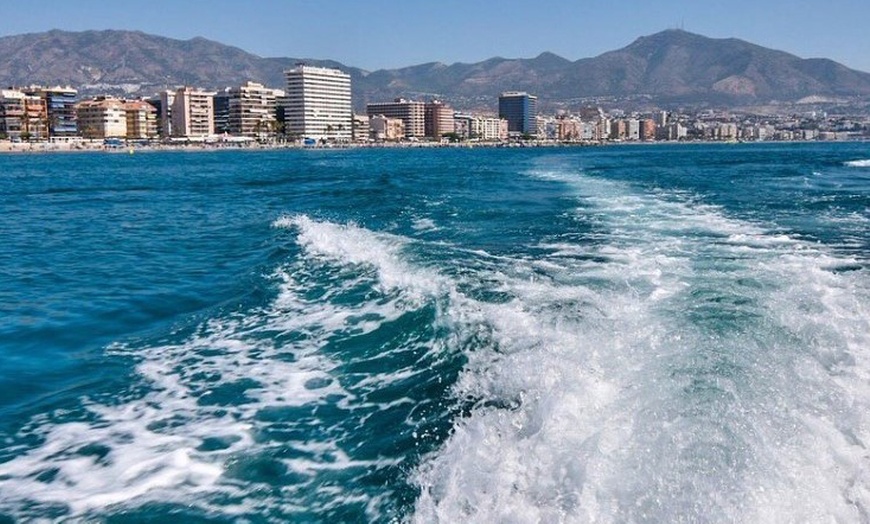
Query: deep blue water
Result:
<box><xmin>2</xmin><ymin>143</ymin><xmax>870</xmax><ymax>522</ymax></box>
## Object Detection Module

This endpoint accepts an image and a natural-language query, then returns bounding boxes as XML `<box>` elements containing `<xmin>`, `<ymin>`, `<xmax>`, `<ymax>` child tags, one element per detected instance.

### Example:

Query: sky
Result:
<box><xmin>1</xmin><ymin>0</ymin><xmax>869</xmax><ymax>73</ymax></box>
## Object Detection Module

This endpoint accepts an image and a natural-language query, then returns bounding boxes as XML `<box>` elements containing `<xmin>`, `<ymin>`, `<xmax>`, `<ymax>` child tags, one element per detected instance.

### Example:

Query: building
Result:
<box><xmin>0</xmin><ymin>90</ymin><xmax>25</xmax><ymax>140</ymax></box>
<box><xmin>147</xmin><ymin>90</ymin><xmax>175</xmax><ymax>138</ymax></box>
<box><xmin>660</xmin><ymin>122</ymin><xmax>688</xmax><ymax>141</ymax></box>
<box><xmin>558</xmin><ymin>117</ymin><xmax>583</xmax><ymax>141</ymax></box>
<box><xmin>284</xmin><ymin>65</ymin><xmax>352</xmax><ymax>141</ymax></box>
<box><xmin>626</xmin><ymin>118</ymin><xmax>640</xmax><ymax>140</ymax></box>
<box><xmin>76</xmin><ymin>96</ymin><xmax>127</xmax><ymax>138</ymax></box>
<box><xmin>498</xmin><ymin>91</ymin><xmax>537</xmax><ymax>137</ymax></box>
<box><xmin>366</xmin><ymin>99</ymin><xmax>425</xmax><ymax>139</ymax></box>
<box><xmin>640</xmin><ymin>119</ymin><xmax>657</xmax><ymax>140</ymax></box>
<box><xmin>610</xmin><ymin>119</ymin><xmax>627</xmax><ymax>140</ymax></box>
<box><xmin>23</xmin><ymin>86</ymin><xmax>77</xmax><ymax>137</ymax></box>
<box><xmin>171</xmin><ymin>87</ymin><xmax>215</xmax><ymax>138</ymax></box>
<box><xmin>369</xmin><ymin>115</ymin><xmax>405</xmax><ymax>141</ymax></box>
<box><xmin>451</xmin><ymin>113</ymin><xmax>507</xmax><ymax>141</ymax></box>
<box><xmin>226</xmin><ymin>81</ymin><xmax>278</xmax><ymax>137</ymax></box>
<box><xmin>351</xmin><ymin>114</ymin><xmax>369</xmax><ymax>142</ymax></box>
<box><xmin>20</xmin><ymin>95</ymin><xmax>48</xmax><ymax>140</ymax></box>
<box><xmin>471</xmin><ymin>116</ymin><xmax>508</xmax><ymax>141</ymax></box>
<box><xmin>124</xmin><ymin>100</ymin><xmax>158</xmax><ymax>139</ymax></box>
<box><xmin>424</xmin><ymin>100</ymin><xmax>455</xmax><ymax>139</ymax></box>
<box><xmin>213</xmin><ymin>89</ymin><xmax>231</xmax><ymax>135</ymax></box>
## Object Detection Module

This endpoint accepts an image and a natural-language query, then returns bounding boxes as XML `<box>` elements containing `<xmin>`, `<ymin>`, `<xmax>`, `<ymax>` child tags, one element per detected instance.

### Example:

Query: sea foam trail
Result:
<box><xmin>412</xmin><ymin>167</ymin><xmax>870</xmax><ymax>523</ymax></box>
<box><xmin>0</xmin><ymin>215</ymin><xmax>453</xmax><ymax>520</ymax></box>
<box><xmin>844</xmin><ymin>159</ymin><xmax>870</xmax><ymax>167</ymax></box>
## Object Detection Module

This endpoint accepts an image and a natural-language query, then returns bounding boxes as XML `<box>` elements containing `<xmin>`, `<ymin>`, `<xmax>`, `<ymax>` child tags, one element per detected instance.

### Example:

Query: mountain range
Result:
<box><xmin>1</xmin><ymin>28</ymin><xmax>869</xmax><ymax>110</ymax></box>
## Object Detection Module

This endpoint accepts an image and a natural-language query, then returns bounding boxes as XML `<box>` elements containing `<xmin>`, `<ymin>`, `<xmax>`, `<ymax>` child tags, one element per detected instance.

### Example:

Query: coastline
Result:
<box><xmin>0</xmin><ymin>137</ymin><xmax>865</xmax><ymax>155</ymax></box>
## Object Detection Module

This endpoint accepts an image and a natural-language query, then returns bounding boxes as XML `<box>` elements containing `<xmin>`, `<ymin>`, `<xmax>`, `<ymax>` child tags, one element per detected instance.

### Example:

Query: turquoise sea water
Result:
<box><xmin>2</xmin><ymin>143</ymin><xmax>870</xmax><ymax>522</ymax></box>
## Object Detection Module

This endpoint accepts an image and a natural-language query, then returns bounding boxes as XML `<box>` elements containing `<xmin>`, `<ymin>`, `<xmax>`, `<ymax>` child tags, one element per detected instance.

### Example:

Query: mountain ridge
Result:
<box><xmin>1</xmin><ymin>28</ymin><xmax>869</xmax><ymax>109</ymax></box>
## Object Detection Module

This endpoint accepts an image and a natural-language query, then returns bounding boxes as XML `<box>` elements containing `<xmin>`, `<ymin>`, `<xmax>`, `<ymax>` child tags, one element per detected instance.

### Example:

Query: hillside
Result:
<box><xmin>2</xmin><ymin>29</ymin><xmax>869</xmax><ymax>109</ymax></box>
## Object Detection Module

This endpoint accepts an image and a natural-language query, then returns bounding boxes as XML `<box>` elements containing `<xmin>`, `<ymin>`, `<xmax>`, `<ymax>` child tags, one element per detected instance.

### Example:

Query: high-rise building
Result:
<box><xmin>627</xmin><ymin>118</ymin><xmax>640</xmax><ymax>140</ymax></box>
<box><xmin>640</xmin><ymin>119</ymin><xmax>657</xmax><ymax>140</ymax></box>
<box><xmin>424</xmin><ymin>100</ymin><xmax>455</xmax><ymax>139</ymax></box>
<box><xmin>227</xmin><ymin>81</ymin><xmax>278</xmax><ymax>137</ymax></box>
<box><xmin>498</xmin><ymin>92</ymin><xmax>537</xmax><ymax>137</ymax></box>
<box><xmin>23</xmin><ymin>86</ymin><xmax>78</xmax><ymax>137</ymax></box>
<box><xmin>284</xmin><ymin>65</ymin><xmax>352</xmax><ymax>141</ymax></box>
<box><xmin>146</xmin><ymin>90</ymin><xmax>177</xmax><ymax>138</ymax></box>
<box><xmin>366</xmin><ymin>99</ymin><xmax>425</xmax><ymax>139</ymax></box>
<box><xmin>213</xmin><ymin>89</ymin><xmax>231</xmax><ymax>135</ymax></box>
<box><xmin>171</xmin><ymin>87</ymin><xmax>215</xmax><ymax>138</ymax></box>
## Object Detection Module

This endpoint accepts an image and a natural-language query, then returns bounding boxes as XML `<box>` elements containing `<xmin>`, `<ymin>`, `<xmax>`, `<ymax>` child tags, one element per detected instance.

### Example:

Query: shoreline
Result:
<box><xmin>0</xmin><ymin>137</ymin><xmax>866</xmax><ymax>155</ymax></box>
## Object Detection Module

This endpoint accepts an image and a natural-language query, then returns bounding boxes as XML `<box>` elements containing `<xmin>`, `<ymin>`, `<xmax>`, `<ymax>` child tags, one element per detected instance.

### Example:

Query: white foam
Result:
<box><xmin>1</xmin><ymin>215</ymin><xmax>443</xmax><ymax>519</ymax></box>
<box><xmin>844</xmin><ymin>159</ymin><xmax>870</xmax><ymax>167</ymax></box>
<box><xmin>411</xmin><ymin>217</ymin><xmax>439</xmax><ymax>232</ymax></box>
<box><xmin>275</xmin><ymin>214</ymin><xmax>446</xmax><ymax>298</ymax></box>
<box><xmin>412</xmin><ymin>165</ymin><xmax>870</xmax><ymax>522</ymax></box>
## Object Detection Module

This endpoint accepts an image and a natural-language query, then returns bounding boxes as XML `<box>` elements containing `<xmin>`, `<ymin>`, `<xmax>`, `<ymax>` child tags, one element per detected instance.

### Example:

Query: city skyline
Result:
<box><xmin>1</xmin><ymin>1</ymin><xmax>869</xmax><ymax>74</ymax></box>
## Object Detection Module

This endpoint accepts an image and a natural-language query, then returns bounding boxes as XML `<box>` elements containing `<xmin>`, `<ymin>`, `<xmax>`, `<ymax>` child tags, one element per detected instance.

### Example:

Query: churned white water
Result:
<box><xmin>408</xmin><ymin>168</ymin><xmax>870</xmax><ymax>522</ymax></box>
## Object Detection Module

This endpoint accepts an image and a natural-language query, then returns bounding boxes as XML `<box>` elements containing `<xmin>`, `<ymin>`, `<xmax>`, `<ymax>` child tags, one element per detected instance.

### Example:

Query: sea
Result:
<box><xmin>2</xmin><ymin>143</ymin><xmax>870</xmax><ymax>523</ymax></box>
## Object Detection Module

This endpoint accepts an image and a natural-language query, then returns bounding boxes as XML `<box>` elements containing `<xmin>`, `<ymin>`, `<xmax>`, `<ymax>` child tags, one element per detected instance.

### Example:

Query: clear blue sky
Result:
<box><xmin>1</xmin><ymin>0</ymin><xmax>869</xmax><ymax>72</ymax></box>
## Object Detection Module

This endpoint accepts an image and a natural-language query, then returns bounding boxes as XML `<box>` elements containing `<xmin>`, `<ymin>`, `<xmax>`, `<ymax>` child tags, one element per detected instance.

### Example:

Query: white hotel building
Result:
<box><xmin>284</xmin><ymin>65</ymin><xmax>352</xmax><ymax>141</ymax></box>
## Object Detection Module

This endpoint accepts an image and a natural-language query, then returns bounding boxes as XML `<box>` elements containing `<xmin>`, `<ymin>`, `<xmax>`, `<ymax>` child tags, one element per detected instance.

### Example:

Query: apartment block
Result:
<box><xmin>227</xmin><ymin>81</ymin><xmax>278</xmax><ymax>137</ymax></box>
<box><xmin>369</xmin><ymin>115</ymin><xmax>405</xmax><ymax>141</ymax></box>
<box><xmin>23</xmin><ymin>86</ymin><xmax>77</xmax><ymax>137</ymax></box>
<box><xmin>147</xmin><ymin>90</ymin><xmax>175</xmax><ymax>138</ymax></box>
<box><xmin>473</xmin><ymin>116</ymin><xmax>509</xmax><ymax>141</ymax></box>
<box><xmin>610</xmin><ymin>119</ymin><xmax>627</xmax><ymax>140</ymax></box>
<box><xmin>171</xmin><ymin>87</ymin><xmax>215</xmax><ymax>138</ymax></box>
<box><xmin>558</xmin><ymin>117</ymin><xmax>583</xmax><ymax>141</ymax></box>
<box><xmin>351</xmin><ymin>114</ymin><xmax>369</xmax><ymax>142</ymax></box>
<box><xmin>76</xmin><ymin>96</ymin><xmax>127</xmax><ymax>138</ymax></box>
<box><xmin>366</xmin><ymin>99</ymin><xmax>425</xmax><ymax>139</ymax></box>
<box><xmin>640</xmin><ymin>119</ymin><xmax>657</xmax><ymax>140</ymax></box>
<box><xmin>424</xmin><ymin>100</ymin><xmax>455</xmax><ymax>139</ymax></box>
<box><xmin>627</xmin><ymin>118</ymin><xmax>640</xmax><ymax>140</ymax></box>
<box><xmin>0</xmin><ymin>90</ymin><xmax>25</xmax><ymax>139</ymax></box>
<box><xmin>285</xmin><ymin>65</ymin><xmax>352</xmax><ymax>141</ymax></box>
<box><xmin>124</xmin><ymin>100</ymin><xmax>158</xmax><ymax>139</ymax></box>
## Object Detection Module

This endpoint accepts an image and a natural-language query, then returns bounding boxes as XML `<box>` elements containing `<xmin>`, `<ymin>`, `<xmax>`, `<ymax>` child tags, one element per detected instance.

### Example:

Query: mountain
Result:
<box><xmin>0</xmin><ymin>29</ymin><xmax>367</xmax><ymax>96</ymax></box>
<box><xmin>2</xmin><ymin>29</ymin><xmax>869</xmax><ymax>108</ymax></box>
<box><xmin>361</xmin><ymin>30</ymin><xmax>870</xmax><ymax>106</ymax></box>
<box><xmin>567</xmin><ymin>30</ymin><xmax>870</xmax><ymax>103</ymax></box>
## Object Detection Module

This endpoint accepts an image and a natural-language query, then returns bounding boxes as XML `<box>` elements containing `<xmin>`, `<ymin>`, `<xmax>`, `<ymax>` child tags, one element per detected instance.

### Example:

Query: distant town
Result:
<box><xmin>2</xmin><ymin>64</ymin><xmax>869</xmax><ymax>151</ymax></box>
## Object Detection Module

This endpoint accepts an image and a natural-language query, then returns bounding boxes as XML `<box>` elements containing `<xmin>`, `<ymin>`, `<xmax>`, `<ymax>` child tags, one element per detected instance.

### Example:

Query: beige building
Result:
<box><xmin>471</xmin><ymin>116</ymin><xmax>508</xmax><ymax>141</ymax></box>
<box><xmin>0</xmin><ymin>89</ymin><xmax>25</xmax><ymax>139</ymax></box>
<box><xmin>558</xmin><ymin>117</ymin><xmax>583</xmax><ymax>141</ymax></box>
<box><xmin>171</xmin><ymin>87</ymin><xmax>215</xmax><ymax>138</ymax></box>
<box><xmin>124</xmin><ymin>100</ymin><xmax>158</xmax><ymax>139</ymax></box>
<box><xmin>369</xmin><ymin>115</ymin><xmax>405</xmax><ymax>141</ymax></box>
<box><xmin>424</xmin><ymin>101</ymin><xmax>455</xmax><ymax>139</ymax></box>
<box><xmin>351</xmin><ymin>114</ymin><xmax>369</xmax><ymax>142</ymax></box>
<box><xmin>76</xmin><ymin>96</ymin><xmax>127</xmax><ymax>138</ymax></box>
<box><xmin>227</xmin><ymin>81</ymin><xmax>278</xmax><ymax>137</ymax></box>
<box><xmin>0</xmin><ymin>89</ymin><xmax>50</xmax><ymax>140</ymax></box>
<box><xmin>366</xmin><ymin>99</ymin><xmax>425</xmax><ymax>139</ymax></box>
